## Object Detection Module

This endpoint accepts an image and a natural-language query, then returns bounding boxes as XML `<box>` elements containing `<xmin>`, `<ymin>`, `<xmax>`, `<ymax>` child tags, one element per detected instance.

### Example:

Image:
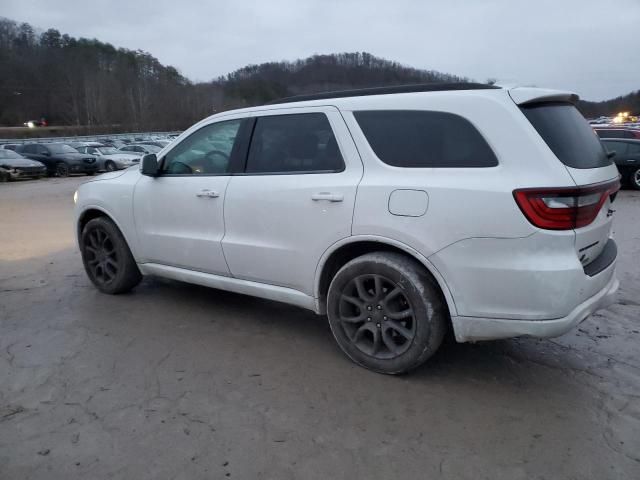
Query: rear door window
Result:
<box><xmin>521</xmin><ymin>103</ymin><xmax>611</xmax><ymax>169</ymax></box>
<box><xmin>246</xmin><ymin>113</ymin><xmax>344</xmax><ymax>174</ymax></box>
<box><xmin>354</xmin><ymin>110</ymin><xmax>497</xmax><ymax>168</ymax></box>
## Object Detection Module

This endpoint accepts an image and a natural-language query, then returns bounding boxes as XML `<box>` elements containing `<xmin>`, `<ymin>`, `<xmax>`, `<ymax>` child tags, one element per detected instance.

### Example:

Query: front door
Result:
<box><xmin>133</xmin><ymin>117</ymin><xmax>244</xmax><ymax>275</ymax></box>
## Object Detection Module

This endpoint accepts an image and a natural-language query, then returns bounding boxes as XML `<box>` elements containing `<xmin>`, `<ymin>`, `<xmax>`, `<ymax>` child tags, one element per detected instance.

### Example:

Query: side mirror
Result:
<box><xmin>141</xmin><ymin>154</ymin><xmax>159</xmax><ymax>177</ymax></box>
<box><xmin>606</xmin><ymin>150</ymin><xmax>616</xmax><ymax>160</ymax></box>
<box><xmin>43</xmin><ymin>151</ymin><xmax>51</xmax><ymax>156</ymax></box>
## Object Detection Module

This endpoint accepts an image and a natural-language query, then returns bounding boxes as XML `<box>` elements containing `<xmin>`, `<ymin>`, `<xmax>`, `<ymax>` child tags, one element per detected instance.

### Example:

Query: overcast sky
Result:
<box><xmin>3</xmin><ymin>0</ymin><xmax>639</xmax><ymax>101</ymax></box>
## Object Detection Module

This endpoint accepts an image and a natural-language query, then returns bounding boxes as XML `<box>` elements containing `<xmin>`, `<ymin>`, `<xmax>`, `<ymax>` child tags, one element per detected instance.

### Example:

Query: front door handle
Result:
<box><xmin>196</xmin><ymin>189</ymin><xmax>220</xmax><ymax>198</ymax></box>
<box><xmin>311</xmin><ymin>192</ymin><xmax>344</xmax><ymax>202</ymax></box>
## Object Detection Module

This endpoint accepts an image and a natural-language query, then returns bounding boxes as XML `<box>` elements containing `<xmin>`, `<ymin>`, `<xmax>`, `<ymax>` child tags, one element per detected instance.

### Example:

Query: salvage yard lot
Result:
<box><xmin>1</xmin><ymin>177</ymin><xmax>639</xmax><ymax>479</ymax></box>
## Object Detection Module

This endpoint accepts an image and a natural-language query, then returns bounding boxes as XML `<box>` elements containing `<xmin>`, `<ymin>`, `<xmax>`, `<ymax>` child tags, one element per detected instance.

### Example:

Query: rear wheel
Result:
<box><xmin>630</xmin><ymin>167</ymin><xmax>640</xmax><ymax>190</ymax></box>
<box><xmin>56</xmin><ymin>162</ymin><xmax>69</xmax><ymax>177</ymax></box>
<box><xmin>0</xmin><ymin>171</ymin><xmax>9</xmax><ymax>182</ymax></box>
<box><xmin>80</xmin><ymin>217</ymin><xmax>142</xmax><ymax>294</ymax></box>
<box><xmin>327</xmin><ymin>252</ymin><xmax>447</xmax><ymax>374</ymax></box>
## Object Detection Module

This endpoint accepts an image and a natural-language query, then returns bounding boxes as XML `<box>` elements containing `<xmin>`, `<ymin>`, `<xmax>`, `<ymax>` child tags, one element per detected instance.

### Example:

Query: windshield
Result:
<box><xmin>48</xmin><ymin>144</ymin><xmax>78</xmax><ymax>154</ymax></box>
<box><xmin>520</xmin><ymin>102</ymin><xmax>611</xmax><ymax>169</ymax></box>
<box><xmin>0</xmin><ymin>149</ymin><xmax>22</xmax><ymax>159</ymax></box>
<box><xmin>98</xmin><ymin>147</ymin><xmax>119</xmax><ymax>155</ymax></box>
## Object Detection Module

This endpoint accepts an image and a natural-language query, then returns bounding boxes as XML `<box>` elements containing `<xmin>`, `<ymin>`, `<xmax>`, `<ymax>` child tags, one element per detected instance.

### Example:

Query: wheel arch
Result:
<box><xmin>77</xmin><ymin>206</ymin><xmax>137</xmax><ymax>257</ymax></box>
<box><xmin>314</xmin><ymin>235</ymin><xmax>458</xmax><ymax>317</ymax></box>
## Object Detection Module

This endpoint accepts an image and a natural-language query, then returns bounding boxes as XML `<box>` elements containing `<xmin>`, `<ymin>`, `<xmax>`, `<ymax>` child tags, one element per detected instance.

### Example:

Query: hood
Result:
<box><xmin>0</xmin><ymin>158</ymin><xmax>45</xmax><ymax>168</ymax></box>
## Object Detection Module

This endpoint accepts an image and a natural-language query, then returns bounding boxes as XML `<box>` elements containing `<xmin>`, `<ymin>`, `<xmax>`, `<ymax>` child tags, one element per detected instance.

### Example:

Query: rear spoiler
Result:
<box><xmin>508</xmin><ymin>87</ymin><xmax>579</xmax><ymax>106</ymax></box>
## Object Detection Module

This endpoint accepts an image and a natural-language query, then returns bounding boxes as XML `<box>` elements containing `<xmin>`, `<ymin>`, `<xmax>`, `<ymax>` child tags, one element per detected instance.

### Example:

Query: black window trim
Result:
<box><xmin>157</xmin><ymin>118</ymin><xmax>250</xmax><ymax>177</ymax></box>
<box><xmin>238</xmin><ymin>112</ymin><xmax>346</xmax><ymax>176</ymax></box>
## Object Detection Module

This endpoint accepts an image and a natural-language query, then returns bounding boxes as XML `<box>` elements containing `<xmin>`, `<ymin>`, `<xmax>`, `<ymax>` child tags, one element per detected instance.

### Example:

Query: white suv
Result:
<box><xmin>74</xmin><ymin>84</ymin><xmax>620</xmax><ymax>374</ymax></box>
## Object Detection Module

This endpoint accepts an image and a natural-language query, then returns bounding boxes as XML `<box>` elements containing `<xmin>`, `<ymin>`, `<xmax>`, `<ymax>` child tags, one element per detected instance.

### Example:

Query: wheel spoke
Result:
<box><xmin>386</xmin><ymin>320</ymin><xmax>413</xmax><ymax>340</ymax></box>
<box><xmin>354</xmin><ymin>276</ymin><xmax>372</xmax><ymax>301</ymax></box>
<box><xmin>381</xmin><ymin>328</ymin><xmax>400</xmax><ymax>354</ymax></box>
<box><xmin>373</xmin><ymin>275</ymin><xmax>383</xmax><ymax>299</ymax></box>
<box><xmin>105</xmin><ymin>258</ymin><xmax>118</xmax><ymax>272</ymax></box>
<box><xmin>85</xmin><ymin>245</ymin><xmax>97</xmax><ymax>255</ymax></box>
<box><xmin>371</xmin><ymin>327</ymin><xmax>382</xmax><ymax>355</ymax></box>
<box><xmin>351</xmin><ymin>323</ymin><xmax>371</xmax><ymax>343</ymax></box>
<box><xmin>383</xmin><ymin>287</ymin><xmax>402</xmax><ymax>304</ymax></box>
<box><xmin>387</xmin><ymin>308</ymin><xmax>413</xmax><ymax>320</ymax></box>
<box><xmin>341</xmin><ymin>294</ymin><xmax>364</xmax><ymax>310</ymax></box>
<box><xmin>89</xmin><ymin>232</ymin><xmax>100</xmax><ymax>249</ymax></box>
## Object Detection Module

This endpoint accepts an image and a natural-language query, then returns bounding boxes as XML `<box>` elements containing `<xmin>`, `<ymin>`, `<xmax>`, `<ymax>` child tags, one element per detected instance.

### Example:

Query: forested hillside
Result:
<box><xmin>0</xmin><ymin>17</ymin><xmax>636</xmax><ymax>132</ymax></box>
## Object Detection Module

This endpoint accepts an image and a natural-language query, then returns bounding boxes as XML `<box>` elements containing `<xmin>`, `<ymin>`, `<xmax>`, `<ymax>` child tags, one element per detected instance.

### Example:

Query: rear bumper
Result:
<box><xmin>451</xmin><ymin>270</ymin><xmax>618</xmax><ymax>342</ymax></box>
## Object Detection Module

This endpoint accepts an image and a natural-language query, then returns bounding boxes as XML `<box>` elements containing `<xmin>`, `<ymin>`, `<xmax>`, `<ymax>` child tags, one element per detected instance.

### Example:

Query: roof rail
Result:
<box><xmin>264</xmin><ymin>82</ymin><xmax>500</xmax><ymax>105</ymax></box>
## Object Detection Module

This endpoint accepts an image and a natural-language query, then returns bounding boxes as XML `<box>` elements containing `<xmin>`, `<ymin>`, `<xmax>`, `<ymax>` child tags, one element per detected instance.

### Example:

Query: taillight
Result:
<box><xmin>513</xmin><ymin>179</ymin><xmax>620</xmax><ymax>230</ymax></box>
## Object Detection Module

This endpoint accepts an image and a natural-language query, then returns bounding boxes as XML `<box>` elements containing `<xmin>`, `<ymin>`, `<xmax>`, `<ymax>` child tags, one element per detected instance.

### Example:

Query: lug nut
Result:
<box><xmin>367</xmin><ymin>317</ymin><xmax>371</xmax><ymax>322</ymax></box>
<box><xmin>367</xmin><ymin>305</ymin><xmax>372</xmax><ymax>311</ymax></box>
<box><xmin>377</xmin><ymin>305</ymin><xmax>382</xmax><ymax>310</ymax></box>
<box><xmin>376</xmin><ymin>323</ymin><xmax>381</xmax><ymax>328</ymax></box>
<box><xmin>383</xmin><ymin>316</ymin><xmax>387</xmax><ymax>321</ymax></box>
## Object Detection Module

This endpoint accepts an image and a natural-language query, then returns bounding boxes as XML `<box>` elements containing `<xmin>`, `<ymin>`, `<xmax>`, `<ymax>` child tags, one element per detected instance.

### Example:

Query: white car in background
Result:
<box><xmin>75</xmin><ymin>145</ymin><xmax>140</xmax><ymax>171</ymax></box>
<box><xmin>73</xmin><ymin>83</ymin><xmax>620</xmax><ymax>374</ymax></box>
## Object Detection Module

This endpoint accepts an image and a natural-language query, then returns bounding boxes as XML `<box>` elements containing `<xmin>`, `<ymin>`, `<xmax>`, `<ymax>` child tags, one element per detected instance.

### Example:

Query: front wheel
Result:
<box><xmin>56</xmin><ymin>162</ymin><xmax>69</xmax><ymax>177</ymax></box>
<box><xmin>80</xmin><ymin>217</ymin><xmax>142</xmax><ymax>294</ymax></box>
<box><xmin>105</xmin><ymin>160</ymin><xmax>116</xmax><ymax>172</ymax></box>
<box><xmin>630</xmin><ymin>167</ymin><xmax>640</xmax><ymax>190</ymax></box>
<box><xmin>327</xmin><ymin>252</ymin><xmax>448</xmax><ymax>374</ymax></box>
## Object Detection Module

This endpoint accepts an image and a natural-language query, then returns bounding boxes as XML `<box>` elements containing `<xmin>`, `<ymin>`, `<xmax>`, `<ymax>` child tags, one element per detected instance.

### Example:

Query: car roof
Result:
<box><xmin>193</xmin><ymin>84</ymin><xmax>577</xmax><ymax>126</ymax></box>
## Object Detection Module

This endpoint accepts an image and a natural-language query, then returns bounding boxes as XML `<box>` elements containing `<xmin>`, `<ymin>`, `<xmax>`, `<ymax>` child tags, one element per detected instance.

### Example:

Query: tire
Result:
<box><xmin>56</xmin><ymin>162</ymin><xmax>69</xmax><ymax>177</ymax></box>
<box><xmin>80</xmin><ymin>216</ymin><xmax>142</xmax><ymax>294</ymax></box>
<box><xmin>105</xmin><ymin>161</ymin><xmax>116</xmax><ymax>172</ymax></box>
<box><xmin>86</xmin><ymin>171</ymin><xmax>95</xmax><ymax>176</ymax></box>
<box><xmin>630</xmin><ymin>167</ymin><xmax>640</xmax><ymax>190</ymax></box>
<box><xmin>0</xmin><ymin>171</ymin><xmax>9</xmax><ymax>182</ymax></box>
<box><xmin>327</xmin><ymin>252</ymin><xmax>448</xmax><ymax>374</ymax></box>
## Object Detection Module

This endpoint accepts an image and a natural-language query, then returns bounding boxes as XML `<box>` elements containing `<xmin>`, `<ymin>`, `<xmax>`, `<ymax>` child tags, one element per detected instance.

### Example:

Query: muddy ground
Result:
<box><xmin>1</xmin><ymin>177</ymin><xmax>639</xmax><ymax>479</ymax></box>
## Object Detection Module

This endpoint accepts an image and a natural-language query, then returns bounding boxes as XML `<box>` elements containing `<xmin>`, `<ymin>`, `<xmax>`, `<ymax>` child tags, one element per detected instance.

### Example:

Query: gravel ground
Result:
<box><xmin>1</xmin><ymin>177</ymin><xmax>639</xmax><ymax>480</ymax></box>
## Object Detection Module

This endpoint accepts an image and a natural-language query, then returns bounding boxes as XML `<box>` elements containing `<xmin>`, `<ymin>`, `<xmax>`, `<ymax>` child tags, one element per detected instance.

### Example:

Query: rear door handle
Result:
<box><xmin>196</xmin><ymin>189</ymin><xmax>220</xmax><ymax>198</ymax></box>
<box><xmin>311</xmin><ymin>192</ymin><xmax>344</xmax><ymax>202</ymax></box>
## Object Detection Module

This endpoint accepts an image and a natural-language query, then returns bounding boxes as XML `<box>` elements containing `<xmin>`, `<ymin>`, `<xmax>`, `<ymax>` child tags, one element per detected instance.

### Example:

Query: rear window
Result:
<box><xmin>353</xmin><ymin>110</ymin><xmax>498</xmax><ymax>168</ymax></box>
<box><xmin>521</xmin><ymin>103</ymin><xmax>611</xmax><ymax>169</ymax></box>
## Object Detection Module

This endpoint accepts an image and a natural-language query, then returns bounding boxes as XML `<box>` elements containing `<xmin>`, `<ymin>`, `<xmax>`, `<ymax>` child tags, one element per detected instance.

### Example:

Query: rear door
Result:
<box><xmin>222</xmin><ymin>107</ymin><xmax>362</xmax><ymax>295</ymax></box>
<box><xmin>519</xmin><ymin>101</ymin><xmax>619</xmax><ymax>266</ymax></box>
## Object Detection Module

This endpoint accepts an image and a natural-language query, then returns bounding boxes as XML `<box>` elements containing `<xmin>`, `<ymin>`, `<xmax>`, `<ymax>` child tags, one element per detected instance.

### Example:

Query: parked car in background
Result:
<box><xmin>74</xmin><ymin>84</ymin><xmax>619</xmax><ymax>374</ymax></box>
<box><xmin>1</xmin><ymin>144</ymin><xmax>20</xmax><ymax>151</ymax></box>
<box><xmin>118</xmin><ymin>144</ymin><xmax>162</xmax><ymax>156</ymax></box>
<box><xmin>0</xmin><ymin>149</ymin><xmax>47</xmax><ymax>181</ymax></box>
<box><xmin>67</xmin><ymin>141</ymin><xmax>104</xmax><ymax>150</ymax></box>
<box><xmin>75</xmin><ymin>145</ymin><xmax>140</xmax><ymax>171</ymax></box>
<box><xmin>602</xmin><ymin>139</ymin><xmax>640</xmax><ymax>190</ymax></box>
<box><xmin>102</xmin><ymin>139</ymin><xmax>126</xmax><ymax>149</ymax></box>
<box><xmin>595</xmin><ymin>128</ymin><xmax>640</xmax><ymax>139</ymax></box>
<box><xmin>17</xmin><ymin>143</ymin><xmax>98</xmax><ymax>177</ymax></box>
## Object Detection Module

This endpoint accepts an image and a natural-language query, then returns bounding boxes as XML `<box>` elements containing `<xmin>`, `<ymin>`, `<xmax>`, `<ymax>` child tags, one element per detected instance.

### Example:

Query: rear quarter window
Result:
<box><xmin>522</xmin><ymin>103</ymin><xmax>611</xmax><ymax>169</ymax></box>
<box><xmin>353</xmin><ymin>110</ymin><xmax>498</xmax><ymax>168</ymax></box>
